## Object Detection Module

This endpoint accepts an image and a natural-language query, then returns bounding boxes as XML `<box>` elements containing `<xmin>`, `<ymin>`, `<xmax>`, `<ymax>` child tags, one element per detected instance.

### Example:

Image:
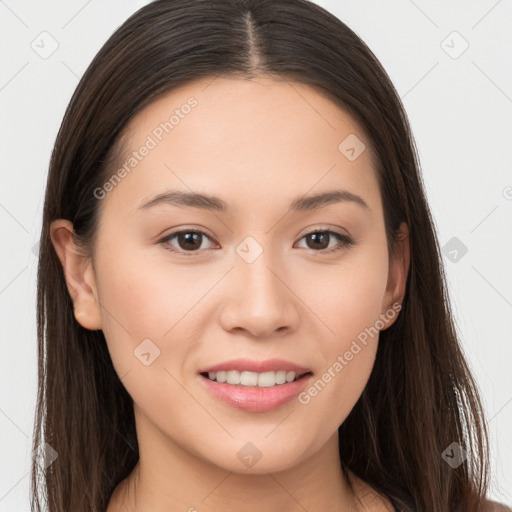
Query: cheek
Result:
<box><xmin>93</xmin><ymin>241</ymin><xmax>229</xmax><ymax>379</ymax></box>
<box><xmin>298</xmin><ymin>243</ymin><xmax>389</xmax><ymax>343</ymax></box>
<box><xmin>95</xmin><ymin>242</ymin><xmax>212</xmax><ymax>336</ymax></box>
<box><xmin>294</xmin><ymin>245</ymin><xmax>388</xmax><ymax>424</ymax></box>
<box><xmin>298</xmin><ymin>341</ymin><xmax>377</xmax><ymax>441</ymax></box>
<box><xmin>298</xmin><ymin>291</ymin><xmax>382</xmax><ymax>435</ymax></box>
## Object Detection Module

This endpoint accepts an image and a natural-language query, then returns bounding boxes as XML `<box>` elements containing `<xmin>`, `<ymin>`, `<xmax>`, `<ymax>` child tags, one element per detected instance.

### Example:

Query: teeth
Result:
<box><xmin>206</xmin><ymin>370</ymin><xmax>303</xmax><ymax>387</ymax></box>
<box><xmin>240</xmin><ymin>371</ymin><xmax>258</xmax><ymax>386</ymax></box>
<box><xmin>226</xmin><ymin>370</ymin><xmax>240</xmax><ymax>385</ymax></box>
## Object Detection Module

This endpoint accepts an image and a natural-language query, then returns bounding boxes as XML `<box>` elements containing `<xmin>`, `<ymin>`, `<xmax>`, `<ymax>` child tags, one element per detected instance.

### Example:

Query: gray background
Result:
<box><xmin>1</xmin><ymin>0</ymin><xmax>511</xmax><ymax>509</ymax></box>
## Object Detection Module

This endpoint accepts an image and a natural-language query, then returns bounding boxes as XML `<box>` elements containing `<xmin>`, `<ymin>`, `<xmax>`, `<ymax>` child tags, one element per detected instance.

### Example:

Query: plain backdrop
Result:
<box><xmin>1</xmin><ymin>0</ymin><xmax>511</xmax><ymax>509</ymax></box>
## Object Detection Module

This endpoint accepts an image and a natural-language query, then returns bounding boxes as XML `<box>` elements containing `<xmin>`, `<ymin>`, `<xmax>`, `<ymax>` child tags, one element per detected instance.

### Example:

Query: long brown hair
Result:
<box><xmin>32</xmin><ymin>1</ymin><xmax>490</xmax><ymax>510</ymax></box>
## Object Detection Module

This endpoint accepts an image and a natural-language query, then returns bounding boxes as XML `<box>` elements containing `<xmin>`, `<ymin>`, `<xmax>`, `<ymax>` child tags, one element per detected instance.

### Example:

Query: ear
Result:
<box><xmin>49</xmin><ymin>219</ymin><xmax>102</xmax><ymax>330</ymax></box>
<box><xmin>380</xmin><ymin>222</ymin><xmax>410</xmax><ymax>329</ymax></box>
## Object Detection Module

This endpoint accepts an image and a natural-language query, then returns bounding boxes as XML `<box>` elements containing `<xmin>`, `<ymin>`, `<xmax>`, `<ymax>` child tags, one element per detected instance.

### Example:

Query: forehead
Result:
<box><xmin>102</xmin><ymin>75</ymin><xmax>381</xmax><ymax>219</ymax></box>
<box><xmin>124</xmin><ymin>74</ymin><xmax>371</xmax><ymax>155</ymax></box>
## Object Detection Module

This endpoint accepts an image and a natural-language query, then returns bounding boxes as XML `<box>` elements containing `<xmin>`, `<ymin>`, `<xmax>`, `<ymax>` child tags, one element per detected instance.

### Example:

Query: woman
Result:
<box><xmin>31</xmin><ymin>0</ymin><xmax>508</xmax><ymax>511</ymax></box>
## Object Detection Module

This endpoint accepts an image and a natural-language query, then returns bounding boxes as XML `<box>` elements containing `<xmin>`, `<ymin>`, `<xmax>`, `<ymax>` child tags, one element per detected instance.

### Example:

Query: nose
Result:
<box><xmin>219</xmin><ymin>249</ymin><xmax>300</xmax><ymax>338</ymax></box>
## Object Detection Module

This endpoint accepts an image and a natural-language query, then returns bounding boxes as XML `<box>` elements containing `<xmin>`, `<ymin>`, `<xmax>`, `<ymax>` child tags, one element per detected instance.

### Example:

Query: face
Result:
<box><xmin>52</xmin><ymin>75</ymin><xmax>407</xmax><ymax>475</ymax></box>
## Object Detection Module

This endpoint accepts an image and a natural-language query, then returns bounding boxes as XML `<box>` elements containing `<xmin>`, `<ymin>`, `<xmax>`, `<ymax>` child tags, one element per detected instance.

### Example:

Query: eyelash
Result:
<box><xmin>158</xmin><ymin>228</ymin><xmax>353</xmax><ymax>256</ymax></box>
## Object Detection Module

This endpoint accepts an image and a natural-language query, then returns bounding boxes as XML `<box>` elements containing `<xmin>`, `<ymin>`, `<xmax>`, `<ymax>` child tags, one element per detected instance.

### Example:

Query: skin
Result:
<box><xmin>51</xmin><ymin>75</ymin><xmax>410</xmax><ymax>512</ymax></box>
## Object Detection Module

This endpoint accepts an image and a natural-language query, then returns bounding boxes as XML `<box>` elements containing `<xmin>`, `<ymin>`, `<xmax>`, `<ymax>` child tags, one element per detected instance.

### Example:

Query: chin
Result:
<box><xmin>196</xmin><ymin>434</ymin><xmax>317</xmax><ymax>475</ymax></box>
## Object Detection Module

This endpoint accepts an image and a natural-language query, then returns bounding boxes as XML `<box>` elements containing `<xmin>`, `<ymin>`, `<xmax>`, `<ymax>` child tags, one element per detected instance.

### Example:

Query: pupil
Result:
<box><xmin>180</xmin><ymin>232</ymin><xmax>201</xmax><ymax>250</ymax></box>
<box><xmin>309</xmin><ymin>232</ymin><xmax>328</xmax><ymax>250</ymax></box>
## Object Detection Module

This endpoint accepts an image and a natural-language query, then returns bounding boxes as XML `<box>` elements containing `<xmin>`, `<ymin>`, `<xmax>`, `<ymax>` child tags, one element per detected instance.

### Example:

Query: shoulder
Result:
<box><xmin>347</xmin><ymin>471</ymin><xmax>512</xmax><ymax>512</ymax></box>
<box><xmin>481</xmin><ymin>500</ymin><xmax>512</xmax><ymax>512</ymax></box>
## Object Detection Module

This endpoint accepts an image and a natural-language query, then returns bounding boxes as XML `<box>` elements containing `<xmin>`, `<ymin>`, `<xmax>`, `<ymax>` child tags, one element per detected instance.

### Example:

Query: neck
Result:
<box><xmin>108</xmin><ymin>408</ymin><xmax>360</xmax><ymax>512</ymax></box>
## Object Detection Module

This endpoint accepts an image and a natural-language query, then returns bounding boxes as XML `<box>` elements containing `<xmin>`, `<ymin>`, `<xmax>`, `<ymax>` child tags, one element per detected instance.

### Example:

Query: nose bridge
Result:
<box><xmin>220</xmin><ymin>235</ymin><xmax>299</xmax><ymax>336</ymax></box>
<box><xmin>240</xmin><ymin>253</ymin><xmax>283</xmax><ymax>304</ymax></box>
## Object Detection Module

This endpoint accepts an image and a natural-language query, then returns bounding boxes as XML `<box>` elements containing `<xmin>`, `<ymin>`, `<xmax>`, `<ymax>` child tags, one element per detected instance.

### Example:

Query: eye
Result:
<box><xmin>159</xmin><ymin>229</ymin><xmax>216</xmax><ymax>254</ymax></box>
<box><xmin>295</xmin><ymin>229</ymin><xmax>353</xmax><ymax>253</ymax></box>
<box><xmin>158</xmin><ymin>228</ymin><xmax>353</xmax><ymax>255</ymax></box>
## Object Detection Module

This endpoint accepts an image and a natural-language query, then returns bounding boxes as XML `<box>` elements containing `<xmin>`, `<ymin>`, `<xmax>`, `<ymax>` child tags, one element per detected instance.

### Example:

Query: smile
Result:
<box><xmin>198</xmin><ymin>371</ymin><xmax>313</xmax><ymax>412</ymax></box>
<box><xmin>202</xmin><ymin>370</ymin><xmax>308</xmax><ymax>387</ymax></box>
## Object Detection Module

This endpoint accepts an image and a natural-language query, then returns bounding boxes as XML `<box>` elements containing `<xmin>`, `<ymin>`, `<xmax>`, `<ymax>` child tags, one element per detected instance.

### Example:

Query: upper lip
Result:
<box><xmin>199</xmin><ymin>358</ymin><xmax>312</xmax><ymax>375</ymax></box>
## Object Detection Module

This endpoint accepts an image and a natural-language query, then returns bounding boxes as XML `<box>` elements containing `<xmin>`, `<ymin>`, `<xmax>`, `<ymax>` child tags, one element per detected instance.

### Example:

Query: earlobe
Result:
<box><xmin>380</xmin><ymin>222</ymin><xmax>410</xmax><ymax>329</ymax></box>
<box><xmin>49</xmin><ymin>219</ymin><xmax>102</xmax><ymax>330</ymax></box>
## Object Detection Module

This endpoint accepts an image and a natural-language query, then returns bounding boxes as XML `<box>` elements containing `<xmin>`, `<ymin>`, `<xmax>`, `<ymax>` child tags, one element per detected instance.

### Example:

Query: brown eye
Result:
<box><xmin>306</xmin><ymin>232</ymin><xmax>330</xmax><ymax>250</ymax></box>
<box><xmin>160</xmin><ymin>230</ymin><xmax>215</xmax><ymax>253</ymax></box>
<box><xmin>159</xmin><ymin>228</ymin><xmax>353</xmax><ymax>256</ymax></box>
<box><xmin>296</xmin><ymin>230</ymin><xmax>353</xmax><ymax>253</ymax></box>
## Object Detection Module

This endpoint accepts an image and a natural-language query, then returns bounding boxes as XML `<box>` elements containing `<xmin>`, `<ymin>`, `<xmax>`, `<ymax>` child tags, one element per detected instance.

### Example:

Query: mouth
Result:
<box><xmin>200</xmin><ymin>369</ymin><xmax>312</xmax><ymax>388</ymax></box>
<box><xmin>198</xmin><ymin>362</ymin><xmax>313</xmax><ymax>413</ymax></box>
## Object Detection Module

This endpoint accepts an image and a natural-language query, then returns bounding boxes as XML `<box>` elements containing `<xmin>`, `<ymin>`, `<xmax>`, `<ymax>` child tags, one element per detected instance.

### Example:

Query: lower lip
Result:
<box><xmin>198</xmin><ymin>373</ymin><xmax>313</xmax><ymax>412</ymax></box>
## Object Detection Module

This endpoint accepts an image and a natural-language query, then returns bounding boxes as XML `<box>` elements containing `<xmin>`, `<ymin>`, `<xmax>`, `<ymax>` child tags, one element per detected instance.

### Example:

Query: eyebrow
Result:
<box><xmin>139</xmin><ymin>189</ymin><xmax>370</xmax><ymax>213</ymax></box>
